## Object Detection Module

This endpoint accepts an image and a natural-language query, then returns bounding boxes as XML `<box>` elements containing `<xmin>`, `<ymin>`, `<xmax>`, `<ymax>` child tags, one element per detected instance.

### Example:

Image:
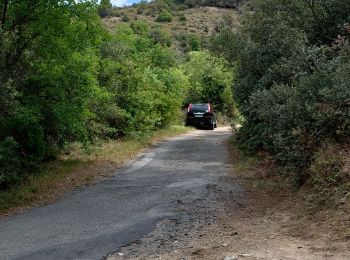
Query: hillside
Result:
<box><xmin>103</xmin><ymin>5</ymin><xmax>239</xmax><ymax>52</ymax></box>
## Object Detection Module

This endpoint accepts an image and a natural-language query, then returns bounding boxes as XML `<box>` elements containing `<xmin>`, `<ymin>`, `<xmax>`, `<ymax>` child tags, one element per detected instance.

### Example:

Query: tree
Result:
<box><xmin>98</xmin><ymin>0</ymin><xmax>112</xmax><ymax>18</ymax></box>
<box><xmin>0</xmin><ymin>0</ymin><xmax>104</xmax><ymax>187</ymax></box>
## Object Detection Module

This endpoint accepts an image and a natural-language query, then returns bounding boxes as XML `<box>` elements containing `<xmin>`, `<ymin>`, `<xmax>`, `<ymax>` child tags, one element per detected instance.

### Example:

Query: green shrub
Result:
<box><xmin>98</xmin><ymin>23</ymin><xmax>189</xmax><ymax>138</ymax></box>
<box><xmin>179</xmin><ymin>14</ymin><xmax>187</xmax><ymax>21</ymax></box>
<box><xmin>307</xmin><ymin>144</ymin><xmax>350</xmax><ymax>207</ymax></box>
<box><xmin>150</xmin><ymin>28</ymin><xmax>172</xmax><ymax>46</ymax></box>
<box><xmin>188</xmin><ymin>35</ymin><xmax>201</xmax><ymax>51</ymax></box>
<box><xmin>0</xmin><ymin>1</ymin><xmax>103</xmax><ymax>189</ymax></box>
<box><xmin>90</xmin><ymin>101</ymin><xmax>131</xmax><ymax>139</ymax></box>
<box><xmin>311</xmin><ymin>148</ymin><xmax>346</xmax><ymax>189</ymax></box>
<box><xmin>131</xmin><ymin>20</ymin><xmax>149</xmax><ymax>35</ymax></box>
<box><xmin>156</xmin><ymin>10</ymin><xmax>173</xmax><ymax>22</ymax></box>
<box><xmin>98</xmin><ymin>0</ymin><xmax>112</xmax><ymax>18</ymax></box>
<box><xmin>121</xmin><ymin>13</ymin><xmax>130</xmax><ymax>22</ymax></box>
<box><xmin>0</xmin><ymin>137</ymin><xmax>21</xmax><ymax>188</ymax></box>
<box><xmin>210</xmin><ymin>0</ymin><xmax>350</xmax><ymax>181</ymax></box>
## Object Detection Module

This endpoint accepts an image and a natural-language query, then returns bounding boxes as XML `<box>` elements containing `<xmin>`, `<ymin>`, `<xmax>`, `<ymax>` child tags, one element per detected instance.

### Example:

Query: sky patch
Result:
<box><xmin>110</xmin><ymin>0</ymin><xmax>142</xmax><ymax>7</ymax></box>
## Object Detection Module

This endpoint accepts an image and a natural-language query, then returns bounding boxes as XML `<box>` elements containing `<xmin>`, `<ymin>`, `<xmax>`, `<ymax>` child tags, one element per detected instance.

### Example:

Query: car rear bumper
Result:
<box><xmin>186</xmin><ymin>117</ymin><xmax>212</xmax><ymax>127</ymax></box>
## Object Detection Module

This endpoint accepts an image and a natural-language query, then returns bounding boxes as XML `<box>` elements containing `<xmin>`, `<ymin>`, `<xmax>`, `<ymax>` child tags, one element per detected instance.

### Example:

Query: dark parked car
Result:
<box><xmin>185</xmin><ymin>103</ymin><xmax>217</xmax><ymax>130</ymax></box>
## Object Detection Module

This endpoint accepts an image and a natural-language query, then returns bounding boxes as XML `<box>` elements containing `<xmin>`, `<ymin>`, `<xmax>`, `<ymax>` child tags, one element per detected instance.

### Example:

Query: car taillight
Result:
<box><xmin>187</xmin><ymin>103</ymin><xmax>192</xmax><ymax>112</ymax></box>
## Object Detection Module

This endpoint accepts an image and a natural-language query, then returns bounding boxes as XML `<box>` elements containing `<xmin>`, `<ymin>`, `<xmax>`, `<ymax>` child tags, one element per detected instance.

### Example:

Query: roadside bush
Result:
<box><xmin>0</xmin><ymin>138</ymin><xmax>21</xmax><ymax>188</ymax></box>
<box><xmin>0</xmin><ymin>1</ymin><xmax>103</xmax><ymax>188</ymax></box>
<box><xmin>98</xmin><ymin>23</ymin><xmax>189</xmax><ymax>138</ymax></box>
<box><xmin>91</xmin><ymin>103</ymin><xmax>131</xmax><ymax>139</ymax></box>
<box><xmin>211</xmin><ymin>0</ymin><xmax>350</xmax><ymax>181</ymax></box>
<box><xmin>307</xmin><ymin>144</ymin><xmax>350</xmax><ymax>207</ymax></box>
<box><xmin>310</xmin><ymin>146</ymin><xmax>346</xmax><ymax>189</ymax></box>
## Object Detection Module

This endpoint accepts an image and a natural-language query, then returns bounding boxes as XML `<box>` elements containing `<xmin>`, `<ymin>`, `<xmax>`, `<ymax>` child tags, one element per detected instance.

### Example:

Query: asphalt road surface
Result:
<box><xmin>0</xmin><ymin>127</ymin><xmax>237</xmax><ymax>260</ymax></box>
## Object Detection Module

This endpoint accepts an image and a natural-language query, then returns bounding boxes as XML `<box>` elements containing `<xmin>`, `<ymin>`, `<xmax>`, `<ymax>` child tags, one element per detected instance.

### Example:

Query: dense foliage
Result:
<box><xmin>0</xmin><ymin>0</ymin><xmax>102</xmax><ymax>187</ymax></box>
<box><xmin>182</xmin><ymin>51</ymin><xmax>236</xmax><ymax>117</ymax></box>
<box><xmin>211</xmin><ymin>0</ymin><xmax>350</xmax><ymax>181</ymax></box>
<box><xmin>156</xmin><ymin>9</ymin><xmax>173</xmax><ymax>22</ymax></box>
<box><xmin>98</xmin><ymin>0</ymin><xmax>112</xmax><ymax>17</ymax></box>
<box><xmin>98</xmin><ymin>22</ymin><xmax>190</xmax><ymax>138</ymax></box>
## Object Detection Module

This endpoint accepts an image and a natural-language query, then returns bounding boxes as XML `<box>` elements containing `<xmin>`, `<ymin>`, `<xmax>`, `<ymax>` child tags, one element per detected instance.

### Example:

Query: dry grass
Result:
<box><xmin>0</xmin><ymin>125</ymin><xmax>191</xmax><ymax>217</ymax></box>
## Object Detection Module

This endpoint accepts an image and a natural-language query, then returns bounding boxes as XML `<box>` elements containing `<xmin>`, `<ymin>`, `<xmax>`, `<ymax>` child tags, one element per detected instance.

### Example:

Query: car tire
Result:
<box><xmin>209</xmin><ymin>121</ymin><xmax>214</xmax><ymax>130</ymax></box>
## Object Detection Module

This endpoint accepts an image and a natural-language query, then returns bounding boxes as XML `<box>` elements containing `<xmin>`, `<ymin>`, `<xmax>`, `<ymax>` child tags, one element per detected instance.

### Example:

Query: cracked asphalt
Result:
<box><xmin>0</xmin><ymin>127</ymin><xmax>240</xmax><ymax>260</ymax></box>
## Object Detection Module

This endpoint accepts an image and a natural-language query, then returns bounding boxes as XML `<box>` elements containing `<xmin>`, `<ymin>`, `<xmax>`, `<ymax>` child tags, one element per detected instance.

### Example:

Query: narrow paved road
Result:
<box><xmin>0</xmin><ymin>127</ymin><xmax>239</xmax><ymax>260</ymax></box>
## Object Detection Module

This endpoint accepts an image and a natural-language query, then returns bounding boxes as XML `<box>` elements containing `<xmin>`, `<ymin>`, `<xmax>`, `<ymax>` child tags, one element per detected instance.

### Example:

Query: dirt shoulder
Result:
<box><xmin>107</xmin><ymin>144</ymin><xmax>350</xmax><ymax>260</ymax></box>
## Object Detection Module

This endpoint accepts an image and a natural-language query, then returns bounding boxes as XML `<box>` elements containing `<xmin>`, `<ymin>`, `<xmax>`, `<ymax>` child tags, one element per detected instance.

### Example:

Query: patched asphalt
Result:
<box><xmin>0</xmin><ymin>127</ymin><xmax>238</xmax><ymax>260</ymax></box>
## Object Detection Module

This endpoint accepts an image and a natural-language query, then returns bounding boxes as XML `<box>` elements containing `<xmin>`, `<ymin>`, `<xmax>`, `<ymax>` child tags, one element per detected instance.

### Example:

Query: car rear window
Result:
<box><xmin>189</xmin><ymin>104</ymin><xmax>209</xmax><ymax>113</ymax></box>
